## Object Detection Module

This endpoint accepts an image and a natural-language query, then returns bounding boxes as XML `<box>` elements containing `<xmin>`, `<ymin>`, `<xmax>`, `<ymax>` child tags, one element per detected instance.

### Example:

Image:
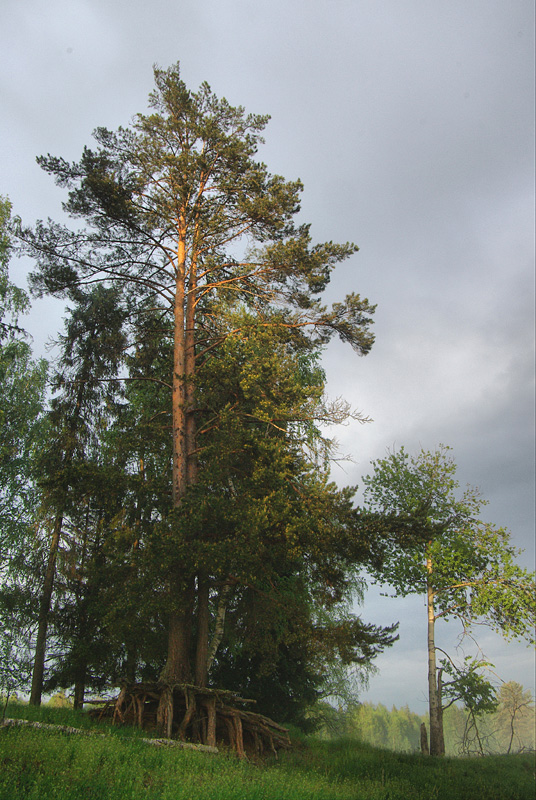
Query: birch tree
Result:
<box><xmin>362</xmin><ymin>445</ymin><xmax>536</xmax><ymax>756</ymax></box>
<box><xmin>0</xmin><ymin>196</ymin><xmax>47</xmax><ymax>702</ymax></box>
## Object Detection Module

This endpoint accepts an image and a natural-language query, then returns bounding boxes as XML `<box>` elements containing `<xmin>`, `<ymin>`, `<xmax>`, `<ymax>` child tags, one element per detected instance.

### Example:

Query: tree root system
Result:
<box><xmin>87</xmin><ymin>683</ymin><xmax>291</xmax><ymax>757</ymax></box>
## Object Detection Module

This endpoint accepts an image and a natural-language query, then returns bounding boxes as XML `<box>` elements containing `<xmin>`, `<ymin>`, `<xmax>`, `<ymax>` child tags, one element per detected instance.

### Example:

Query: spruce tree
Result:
<box><xmin>30</xmin><ymin>285</ymin><xmax>126</xmax><ymax>705</ymax></box>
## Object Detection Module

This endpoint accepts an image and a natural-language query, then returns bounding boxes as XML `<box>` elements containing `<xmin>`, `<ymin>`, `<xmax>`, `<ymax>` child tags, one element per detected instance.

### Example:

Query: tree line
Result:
<box><xmin>1</xmin><ymin>64</ymin><xmax>534</xmax><ymax>753</ymax></box>
<box><xmin>316</xmin><ymin>681</ymin><xmax>535</xmax><ymax>757</ymax></box>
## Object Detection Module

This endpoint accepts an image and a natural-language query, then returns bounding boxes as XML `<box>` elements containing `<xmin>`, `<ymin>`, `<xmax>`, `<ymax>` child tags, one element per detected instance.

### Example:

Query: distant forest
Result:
<box><xmin>316</xmin><ymin>683</ymin><xmax>535</xmax><ymax>757</ymax></box>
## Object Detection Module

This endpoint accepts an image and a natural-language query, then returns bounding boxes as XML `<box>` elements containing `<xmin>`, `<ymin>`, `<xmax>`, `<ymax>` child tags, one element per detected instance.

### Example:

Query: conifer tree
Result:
<box><xmin>30</xmin><ymin>285</ymin><xmax>126</xmax><ymax>705</ymax></box>
<box><xmin>21</xmin><ymin>65</ymin><xmax>377</xmax><ymax>716</ymax></box>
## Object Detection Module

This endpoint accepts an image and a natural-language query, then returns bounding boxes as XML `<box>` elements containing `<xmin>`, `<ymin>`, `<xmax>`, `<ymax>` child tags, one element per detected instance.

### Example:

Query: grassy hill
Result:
<box><xmin>1</xmin><ymin>704</ymin><xmax>534</xmax><ymax>799</ymax></box>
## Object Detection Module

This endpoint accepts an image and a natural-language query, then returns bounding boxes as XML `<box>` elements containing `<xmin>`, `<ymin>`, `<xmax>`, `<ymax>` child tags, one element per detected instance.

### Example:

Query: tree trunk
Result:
<box><xmin>207</xmin><ymin>580</ymin><xmax>233</xmax><ymax>674</ymax></box>
<box><xmin>163</xmin><ymin>219</ymin><xmax>206</xmax><ymax>685</ymax></box>
<box><xmin>73</xmin><ymin>674</ymin><xmax>86</xmax><ymax>710</ymax></box>
<box><xmin>171</xmin><ymin>225</ymin><xmax>187</xmax><ymax>509</ymax></box>
<box><xmin>185</xmin><ymin>248</ymin><xmax>197</xmax><ymax>489</ymax></box>
<box><xmin>420</xmin><ymin>722</ymin><xmax>429</xmax><ymax>755</ymax></box>
<box><xmin>156</xmin><ymin>685</ymin><xmax>174</xmax><ymax>738</ymax></box>
<box><xmin>194</xmin><ymin>576</ymin><xmax>210</xmax><ymax>687</ymax></box>
<box><xmin>507</xmin><ymin>714</ymin><xmax>516</xmax><ymax>754</ymax></box>
<box><xmin>125</xmin><ymin>646</ymin><xmax>137</xmax><ymax>683</ymax></box>
<box><xmin>30</xmin><ymin>513</ymin><xmax>63</xmax><ymax>706</ymax></box>
<box><xmin>160</xmin><ymin>223</ymin><xmax>196</xmax><ymax>684</ymax></box>
<box><xmin>31</xmin><ymin>379</ymin><xmax>88</xmax><ymax>706</ymax></box>
<box><xmin>160</xmin><ymin>579</ymin><xmax>195</xmax><ymax>683</ymax></box>
<box><xmin>426</xmin><ymin>548</ymin><xmax>445</xmax><ymax>756</ymax></box>
<box><xmin>186</xmin><ymin>249</ymin><xmax>208</xmax><ymax>686</ymax></box>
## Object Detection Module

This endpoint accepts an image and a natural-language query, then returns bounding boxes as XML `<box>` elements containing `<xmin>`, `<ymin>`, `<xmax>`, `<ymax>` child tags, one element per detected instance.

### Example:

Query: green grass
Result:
<box><xmin>1</xmin><ymin>705</ymin><xmax>534</xmax><ymax>799</ymax></box>
<box><xmin>2</xmin><ymin>701</ymin><xmax>152</xmax><ymax>738</ymax></box>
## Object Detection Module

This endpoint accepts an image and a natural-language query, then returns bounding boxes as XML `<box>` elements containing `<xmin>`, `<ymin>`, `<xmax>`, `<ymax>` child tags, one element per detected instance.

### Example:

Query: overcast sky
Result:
<box><xmin>1</xmin><ymin>0</ymin><xmax>534</xmax><ymax>710</ymax></box>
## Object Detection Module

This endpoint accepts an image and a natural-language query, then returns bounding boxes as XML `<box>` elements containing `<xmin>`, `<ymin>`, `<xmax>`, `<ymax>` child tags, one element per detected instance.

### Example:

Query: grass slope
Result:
<box><xmin>1</xmin><ymin>705</ymin><xmax>534</xmax><ymax>800</ymax></box>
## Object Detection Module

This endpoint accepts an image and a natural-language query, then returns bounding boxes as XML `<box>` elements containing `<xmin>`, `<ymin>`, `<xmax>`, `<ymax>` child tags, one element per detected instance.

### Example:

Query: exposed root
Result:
<box><xmin>88</xmin><ymin>682</ymin><xmax>291</xmax><ymax>757</ymax></box>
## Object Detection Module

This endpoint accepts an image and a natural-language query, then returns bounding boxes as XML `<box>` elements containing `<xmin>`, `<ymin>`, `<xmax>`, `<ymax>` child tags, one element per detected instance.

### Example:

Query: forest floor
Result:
<box><xmin>1</xmin><ymin>703</ymin><xmax>534</xmax><ymax>799</ymax></box>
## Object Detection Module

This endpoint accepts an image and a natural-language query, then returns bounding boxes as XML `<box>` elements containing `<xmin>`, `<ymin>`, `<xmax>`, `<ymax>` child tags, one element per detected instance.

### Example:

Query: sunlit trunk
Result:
<box><xmin>185</xmin><ymin>250</ymin><xmax>210</xmax><ymax>687</ymax></box>
<box><xmin>160</xmin><ymin>220</ymin><xmax>194</xmax><ymax>685</ymax></box>
<box><xmin>171</xmin><ymin>223</ymin><xmax>187</xmax><ymax>508</ymax></box>
<box><xmin>185</xmin><ymin>249</ymin><xmax>197</xmax><ymax>488</ymax></box>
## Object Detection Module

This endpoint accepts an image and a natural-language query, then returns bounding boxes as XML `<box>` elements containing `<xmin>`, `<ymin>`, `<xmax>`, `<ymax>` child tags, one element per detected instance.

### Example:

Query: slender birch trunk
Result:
<box><xmin>72</xmin><ymin>505</ymin><xmax>91</xmax><ymax>710</ymax></box>
<box><xmin>207</xmin><ymin>581</ymin><xmax>233</xmax><ymax>674</ymax></box>
<box><xmin>29</xmin><ymin>513</ymin><xmax>63</xmax><ymax>705</ymax></box>
<box><xmin>426</xmin><ymin>545</ymin><xmax>445</xmax><ymax>756</ymax></box>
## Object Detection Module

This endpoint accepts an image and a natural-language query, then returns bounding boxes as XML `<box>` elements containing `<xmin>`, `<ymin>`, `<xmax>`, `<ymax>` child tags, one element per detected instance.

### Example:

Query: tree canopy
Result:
<box><xmin>362</xmin><ymin>444</ymin><xmax>536</xmax><ymax>755</ymax></box>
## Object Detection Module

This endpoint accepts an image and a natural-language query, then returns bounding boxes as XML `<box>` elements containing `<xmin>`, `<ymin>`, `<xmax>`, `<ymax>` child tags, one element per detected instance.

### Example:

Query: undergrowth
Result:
<box><xmin>0</xmin><ymin>704</ymin><xmax>534</xmax><ymax>799</ymax></box>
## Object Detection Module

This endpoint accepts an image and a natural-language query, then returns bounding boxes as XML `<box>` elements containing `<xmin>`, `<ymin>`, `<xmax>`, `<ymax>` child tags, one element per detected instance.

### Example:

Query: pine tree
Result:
<box><xmin>22</xmin><ymin>64</ymin><xmax>376</xmax><ymax>694</ymax></box>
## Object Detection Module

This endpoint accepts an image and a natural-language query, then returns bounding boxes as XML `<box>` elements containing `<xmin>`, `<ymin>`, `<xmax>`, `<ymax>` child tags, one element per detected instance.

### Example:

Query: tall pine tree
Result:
<box><xmin>21</xmin><ymin>66</ymin><xmax>379</xmax><ymax>728</ymax></box>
